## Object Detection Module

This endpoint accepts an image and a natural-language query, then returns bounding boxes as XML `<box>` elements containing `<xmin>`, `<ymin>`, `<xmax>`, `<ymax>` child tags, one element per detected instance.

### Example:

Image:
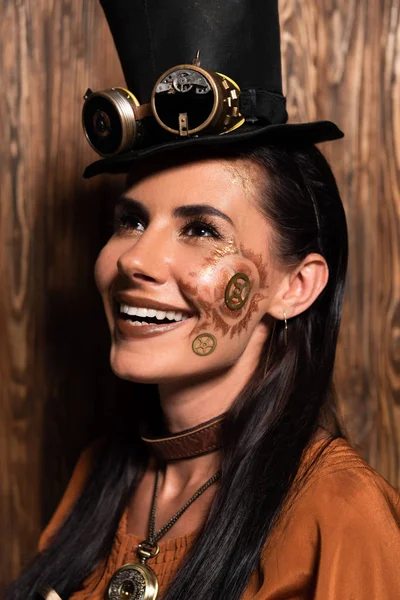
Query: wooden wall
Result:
<box><xmin>1</xmin><ymin>0</ymin><xmax>399</xmax><ymax>592</ymax></box>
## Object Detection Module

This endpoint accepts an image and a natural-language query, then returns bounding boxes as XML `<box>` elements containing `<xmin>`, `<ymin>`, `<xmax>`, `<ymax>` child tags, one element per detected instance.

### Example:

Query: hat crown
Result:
<box><xmin>101</xmin><ymin>0</ymin><xmax>284</xmax><ymax>103</ymax></box>
<box><xmin>83</xmin><ymin>0</ymin><xmax>343</xmax><ymax>178</ymax></box>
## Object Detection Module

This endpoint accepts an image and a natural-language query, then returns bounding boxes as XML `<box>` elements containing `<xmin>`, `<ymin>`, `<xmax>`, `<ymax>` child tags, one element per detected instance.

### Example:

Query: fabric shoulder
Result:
<box><xmin>295</xmin><ymin>438</ymin><xmax>400</xmax><ymax>596</ymax></box>
<box><xmin>299</xmin><ymin>436</ymin><xmax>400</xmax><ymax>508</ymax></box>
<box><xmin>259</xmin><ymin>437</ymin><xmax>400</xmax><ymax>599</ymax></box>
<box><xmin>272</xmin><ymin>436</ymin><xmax>400</xmax><ymax>555</ymax></box>
<box><xmin>38</xmin><ymin>438</ymin><xmax>104</xmax><ymax>552</ymax></box>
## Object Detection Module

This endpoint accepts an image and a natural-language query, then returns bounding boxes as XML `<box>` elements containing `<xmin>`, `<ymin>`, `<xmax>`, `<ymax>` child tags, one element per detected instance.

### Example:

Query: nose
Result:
<box><xmin>116</xmin><ymin>227</ymin><xmax>171</xmax><ymax>284</ymax></box>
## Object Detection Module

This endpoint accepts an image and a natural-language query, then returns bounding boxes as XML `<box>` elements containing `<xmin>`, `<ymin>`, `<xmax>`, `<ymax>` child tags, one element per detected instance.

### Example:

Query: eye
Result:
<box><xmin>181</xmin><ymin>219</ymin><xmax>221</xmax><ymax>239</ymax></box>
<box><xmin>113</xmin><ymin>212</ymin><xmax>146</xmax><ymax>234</ymax></box>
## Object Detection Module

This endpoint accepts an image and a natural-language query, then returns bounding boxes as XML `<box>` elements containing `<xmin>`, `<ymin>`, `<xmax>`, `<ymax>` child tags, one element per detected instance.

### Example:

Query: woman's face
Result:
<box><xmin>95</xmin><ymin>157</ymin><xmax>286</xmax><ymax>384</ymax></box>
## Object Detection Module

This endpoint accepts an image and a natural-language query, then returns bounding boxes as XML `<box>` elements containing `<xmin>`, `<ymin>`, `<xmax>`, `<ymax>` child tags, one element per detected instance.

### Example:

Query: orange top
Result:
<box><xmin>39</xmin><ymin>437</ymin><xmax>400</xmax><ymax>599</ymax></box>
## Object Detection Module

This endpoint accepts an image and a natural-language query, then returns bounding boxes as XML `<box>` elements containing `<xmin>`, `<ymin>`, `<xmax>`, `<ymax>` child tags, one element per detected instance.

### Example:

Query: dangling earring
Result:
<box><xmin>283</xmin><ymin>312</ymin><xmax>288</xmax><ymax>346</ymax></box>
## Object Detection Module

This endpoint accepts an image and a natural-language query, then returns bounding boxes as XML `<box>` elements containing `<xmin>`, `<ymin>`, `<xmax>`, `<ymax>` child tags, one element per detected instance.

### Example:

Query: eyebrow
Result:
<box><xmin>116</xmin><ymin>197</ymin><xmax>234</xmax><ymax>227</ymax></box>
<box><xmin>114</xmin><ymin>196</ymin><xmax>150</xmax><ymax>220</ymax></box>
<box><xmin>173</xmin><ymin>204</ymin><xmax>234</xmax><ymax>226</ymax></box>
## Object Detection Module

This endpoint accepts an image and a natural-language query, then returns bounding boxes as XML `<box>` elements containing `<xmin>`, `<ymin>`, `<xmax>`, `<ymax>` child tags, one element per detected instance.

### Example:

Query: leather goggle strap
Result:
<box><xmin>240</xmin><ymin>89</ymin><xmax>288</xmax><ymax>125</ymax></box>
<box><xmin>135</xmin><ymin>103</ymin><xmax>153</xmax><ymax>120</ymax></box>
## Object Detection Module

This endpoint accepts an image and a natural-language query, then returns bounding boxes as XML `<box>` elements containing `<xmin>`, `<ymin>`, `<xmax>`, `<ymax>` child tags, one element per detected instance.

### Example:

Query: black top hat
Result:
<box><xmin>83</xmin><ymin>0</ymin><xmax>343</xmax><ymax>178</ymax></box>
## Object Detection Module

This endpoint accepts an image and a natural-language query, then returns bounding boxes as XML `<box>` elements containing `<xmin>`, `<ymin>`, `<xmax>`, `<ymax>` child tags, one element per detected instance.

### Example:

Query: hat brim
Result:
<box><xmin>83</xmin><ymin>120</ymin><xmax>344</xmax><ymax>179</ymax></box>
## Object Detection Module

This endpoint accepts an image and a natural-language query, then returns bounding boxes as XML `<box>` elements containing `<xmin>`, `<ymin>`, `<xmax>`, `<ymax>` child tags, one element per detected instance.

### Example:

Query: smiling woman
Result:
<box><xmin>6</xmin><ymin>0</ymin><xmax>400</xmax><ymax>599</ymax></box>
<box><xmin>95</xmin><ymin>155</ymin><xmax>309</xmax><ymax>389</ymax></box>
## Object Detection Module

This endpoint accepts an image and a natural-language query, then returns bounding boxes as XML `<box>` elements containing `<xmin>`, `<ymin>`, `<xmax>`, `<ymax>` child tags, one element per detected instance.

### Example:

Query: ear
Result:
<box><xmin>268</xmin><ymin>253</ymin><xmax>329</xmax><ymax>319</ymax></box>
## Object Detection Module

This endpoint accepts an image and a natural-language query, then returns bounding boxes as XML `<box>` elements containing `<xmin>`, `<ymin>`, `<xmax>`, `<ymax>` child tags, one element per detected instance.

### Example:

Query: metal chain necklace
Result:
<box><xmin>106</xmin><ymin>468</ymin><xmax>221</xmax><ymax>600</ymax></box>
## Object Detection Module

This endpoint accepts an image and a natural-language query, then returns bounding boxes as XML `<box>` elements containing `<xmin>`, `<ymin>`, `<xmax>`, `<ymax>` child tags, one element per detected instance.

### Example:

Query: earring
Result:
<box><xmin>283</xmin><ymin>312</ymin><xmax>288</xmax><ymax>346</ymax></box>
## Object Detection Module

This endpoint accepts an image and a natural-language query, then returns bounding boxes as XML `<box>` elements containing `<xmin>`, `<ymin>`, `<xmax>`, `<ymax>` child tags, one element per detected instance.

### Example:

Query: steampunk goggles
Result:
<box><xmin>82</xmin><ymin>54</ymin><xmax>245</xmax><ymax>157</ymax></box>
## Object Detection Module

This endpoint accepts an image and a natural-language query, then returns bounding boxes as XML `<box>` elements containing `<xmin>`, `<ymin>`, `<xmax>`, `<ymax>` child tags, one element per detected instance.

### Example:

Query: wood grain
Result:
<box><xmin>1</xmin><ymin>0</ymin><xmax>399</xmax><ymax>591</ymax></box>
<box><xmin>0</xmin><ymin>0</ymin><xmax>126</xmax><ymax>591</ymax></box>
<box><xmin>281</xmin><ymin>0</ymin><xmax>400</xmax><ymax>480</ymax></box>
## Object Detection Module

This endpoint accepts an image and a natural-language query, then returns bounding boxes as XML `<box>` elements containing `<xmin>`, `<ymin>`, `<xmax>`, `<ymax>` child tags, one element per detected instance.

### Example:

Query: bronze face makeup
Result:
<box><xmin>230</xmin><ymin>292</ymin><xmax>264</xmax><ymax>338</ymax></box>
<box><xmin>240</xmin><ymin>244</ymin><xmax>269</xmax><ymax>288</ymax></box>
<box><xmin>182</xmin><ymin>243</ymin><xmax>270</xmax><ymax>348</ymax></box>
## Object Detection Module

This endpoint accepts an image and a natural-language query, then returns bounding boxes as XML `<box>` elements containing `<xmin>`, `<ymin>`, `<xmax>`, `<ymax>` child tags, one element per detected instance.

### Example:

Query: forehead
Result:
<box><xmin>124</xmin><ymin>157</ymin><xmax>264</xmax><ymax>227</ymax></box>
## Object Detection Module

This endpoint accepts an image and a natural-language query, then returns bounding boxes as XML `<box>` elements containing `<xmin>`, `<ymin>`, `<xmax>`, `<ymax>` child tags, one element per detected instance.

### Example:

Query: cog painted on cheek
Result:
<box><xmin>224</xmin><ymin>273</ymin><xmax>251</xmax><ymax>311</ymax></box>
<box><xmin>192</xmin><ymin>333</ymin><xmax>217</xmax><ymax>356</ymax></box>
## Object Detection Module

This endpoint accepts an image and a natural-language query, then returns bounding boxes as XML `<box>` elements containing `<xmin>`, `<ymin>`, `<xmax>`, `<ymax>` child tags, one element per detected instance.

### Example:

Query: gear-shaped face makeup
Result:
<box><xmin>225</xmin><ymin>273</ymin><xmax>251</xmax><ymax>310</ymax></box>
<box><xmin>192</xmin><ymin>333</ymin><xmax>217</xmax><ymax>356</ymax></box>
<box><xmin>182</xmin><ymin>243</ymin><xmax>269</xmax><ymax>353</ymax></box>
<box><xmin>94</xmin><ymin>157</ymin><xmax>285</xmax><ymax>384</ymax></box>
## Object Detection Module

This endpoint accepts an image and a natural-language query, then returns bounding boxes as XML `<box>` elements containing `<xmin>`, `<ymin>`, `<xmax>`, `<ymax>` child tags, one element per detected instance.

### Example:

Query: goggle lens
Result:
<box><xmin>83</xmin><ymin>95</ymin><xmax>123</xmax><ymax>156</ymax></box>
<box><xmin>153</xmin><ymin>67</ymin><xmax>216</xmax><ymax>134</ymax></box>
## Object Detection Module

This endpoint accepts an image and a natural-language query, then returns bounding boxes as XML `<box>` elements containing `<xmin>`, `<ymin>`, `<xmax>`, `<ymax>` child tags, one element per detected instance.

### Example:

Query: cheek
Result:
<box><xmin>94</xmin><ymin>243</ymin><xmax>118</xmax><ymax>294</ymax></box>
<box><xmin>210</xmin><ymin>261</ymin><xmax>259</xmax><ymax>309</ymax></box>
<box><xmin>181</xmin><ymin>254</ymin><xmax>268</xmax><ymax>343</ymax></box>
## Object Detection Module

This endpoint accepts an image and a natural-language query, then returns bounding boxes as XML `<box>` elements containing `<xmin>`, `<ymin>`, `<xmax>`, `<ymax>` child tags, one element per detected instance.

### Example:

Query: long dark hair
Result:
<box><xmin>7</xmin><ymin>141</ymin><xmax>348</xmax><ymax>600</ymax></box>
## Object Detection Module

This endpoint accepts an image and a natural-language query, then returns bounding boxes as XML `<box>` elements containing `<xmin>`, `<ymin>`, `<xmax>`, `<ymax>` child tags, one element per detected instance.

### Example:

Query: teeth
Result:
<box><xmin>119</xmin><ymin>304</ymin><xmax>190</xmax><ymax>322</ymax></box>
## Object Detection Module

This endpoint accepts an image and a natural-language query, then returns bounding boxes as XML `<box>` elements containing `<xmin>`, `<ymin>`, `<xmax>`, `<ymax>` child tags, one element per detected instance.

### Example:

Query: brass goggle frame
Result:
<box><xmin>82</xmin><ymin>87</ymin><xmax>151</xmax><ymax>157</ymax></box>
<box><xmin>82</xmin><ymin>54</ymin><xmax>245</xmax><ymax>157</ymax></box>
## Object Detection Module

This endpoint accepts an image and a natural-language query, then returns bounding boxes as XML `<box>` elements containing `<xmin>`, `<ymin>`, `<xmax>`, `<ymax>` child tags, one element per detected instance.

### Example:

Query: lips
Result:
<box><xmin>116</xmin><ymin>315</ymin><xmax>191</xmax><ymax>339</ymax></box>
<box><xmin>113</xmin><ymin>293</ymin><xmax>195</xmax><ymax>339</ymax></box>
<box><xmin>120</xmin><ymin>303</ymin><xmax>190</xmax><ymax>323</ymax></box>
<box><xmin>115</xmin><ymin>291</ymin><xmax>194</xmax><ymax>313</ymax></box>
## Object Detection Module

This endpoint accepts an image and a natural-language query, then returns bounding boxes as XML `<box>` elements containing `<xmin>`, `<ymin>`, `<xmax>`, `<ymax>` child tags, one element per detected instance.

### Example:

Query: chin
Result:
<box><xmin>109</xmin><ymin>343</ymin><xmax>236</xmax><ymax>386</ymax></box>
<box><xmin>109</xmin><ymin>345</ymin><xmax>191</xmax><ymax>384</ymax></box>
<box><xmin>110</xmin><ymin>349</ymin><xmax>165</xmax><ymax>384</ymax></box>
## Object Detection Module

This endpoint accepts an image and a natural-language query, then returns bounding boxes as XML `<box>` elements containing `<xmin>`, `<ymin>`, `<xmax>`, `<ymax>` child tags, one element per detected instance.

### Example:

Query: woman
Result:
<box><xmin>7</xmin><ymin>0</ymin><xmax>400</xmax><ymax>598</ymax></box>
<box><xmin>8</xmin><ymin>142</ymin><xmax>400</xmax><ymax>599</ymax></box>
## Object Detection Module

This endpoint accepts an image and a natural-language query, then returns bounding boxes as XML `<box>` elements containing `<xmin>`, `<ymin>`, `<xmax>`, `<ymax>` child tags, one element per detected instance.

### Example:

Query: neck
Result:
<box><xmin>158</xmin><ymin>371</ymin><xmax>232</xmax><ymax>433</ymax></box>
<box><xmin>158</xmin><ymin>338</ymin><xmax>263</xmax><ymax>434</ymax></box>
<box><xmin>155</xmin><ymin>372</ymin><xmax>248</xmax><ymax>486</ymax></box>
<box><xmin>154</xmin><ymin>329</ymin><xmax>266</xmax><ymax>484</ymax></box>
<box><xmin>152</xmin><ymin>451</ymin><xmax>222</xmax><ymax>492</ymax></box>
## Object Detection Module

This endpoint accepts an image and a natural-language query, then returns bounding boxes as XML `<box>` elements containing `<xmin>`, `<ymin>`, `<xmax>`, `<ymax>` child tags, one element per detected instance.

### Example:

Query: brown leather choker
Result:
<box><xmin>141</xmin><ymin>414</ymin><xmax>225</xmax><ymax>461</ymax></box>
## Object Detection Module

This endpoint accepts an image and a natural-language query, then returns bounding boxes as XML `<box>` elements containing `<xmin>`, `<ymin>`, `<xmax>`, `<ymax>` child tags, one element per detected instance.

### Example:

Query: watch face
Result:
<box><xmin>153</xmin><ymin>68</ymin><xmax>216</xmax><ymax>133</ymax></box>
<box><xmin>83</xmin><ymin>94</ymin><xmax>124</xmax><ymax>155</ymax></box>
<box><xmin>107</xmin><ymin>563</ymin><xmax>158</xmax><ymax>600</ymax></box>
<box><xmin>108</xmin><ymin>569</ymin><xmax>146</xmax><ymax>600</ymax></box>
